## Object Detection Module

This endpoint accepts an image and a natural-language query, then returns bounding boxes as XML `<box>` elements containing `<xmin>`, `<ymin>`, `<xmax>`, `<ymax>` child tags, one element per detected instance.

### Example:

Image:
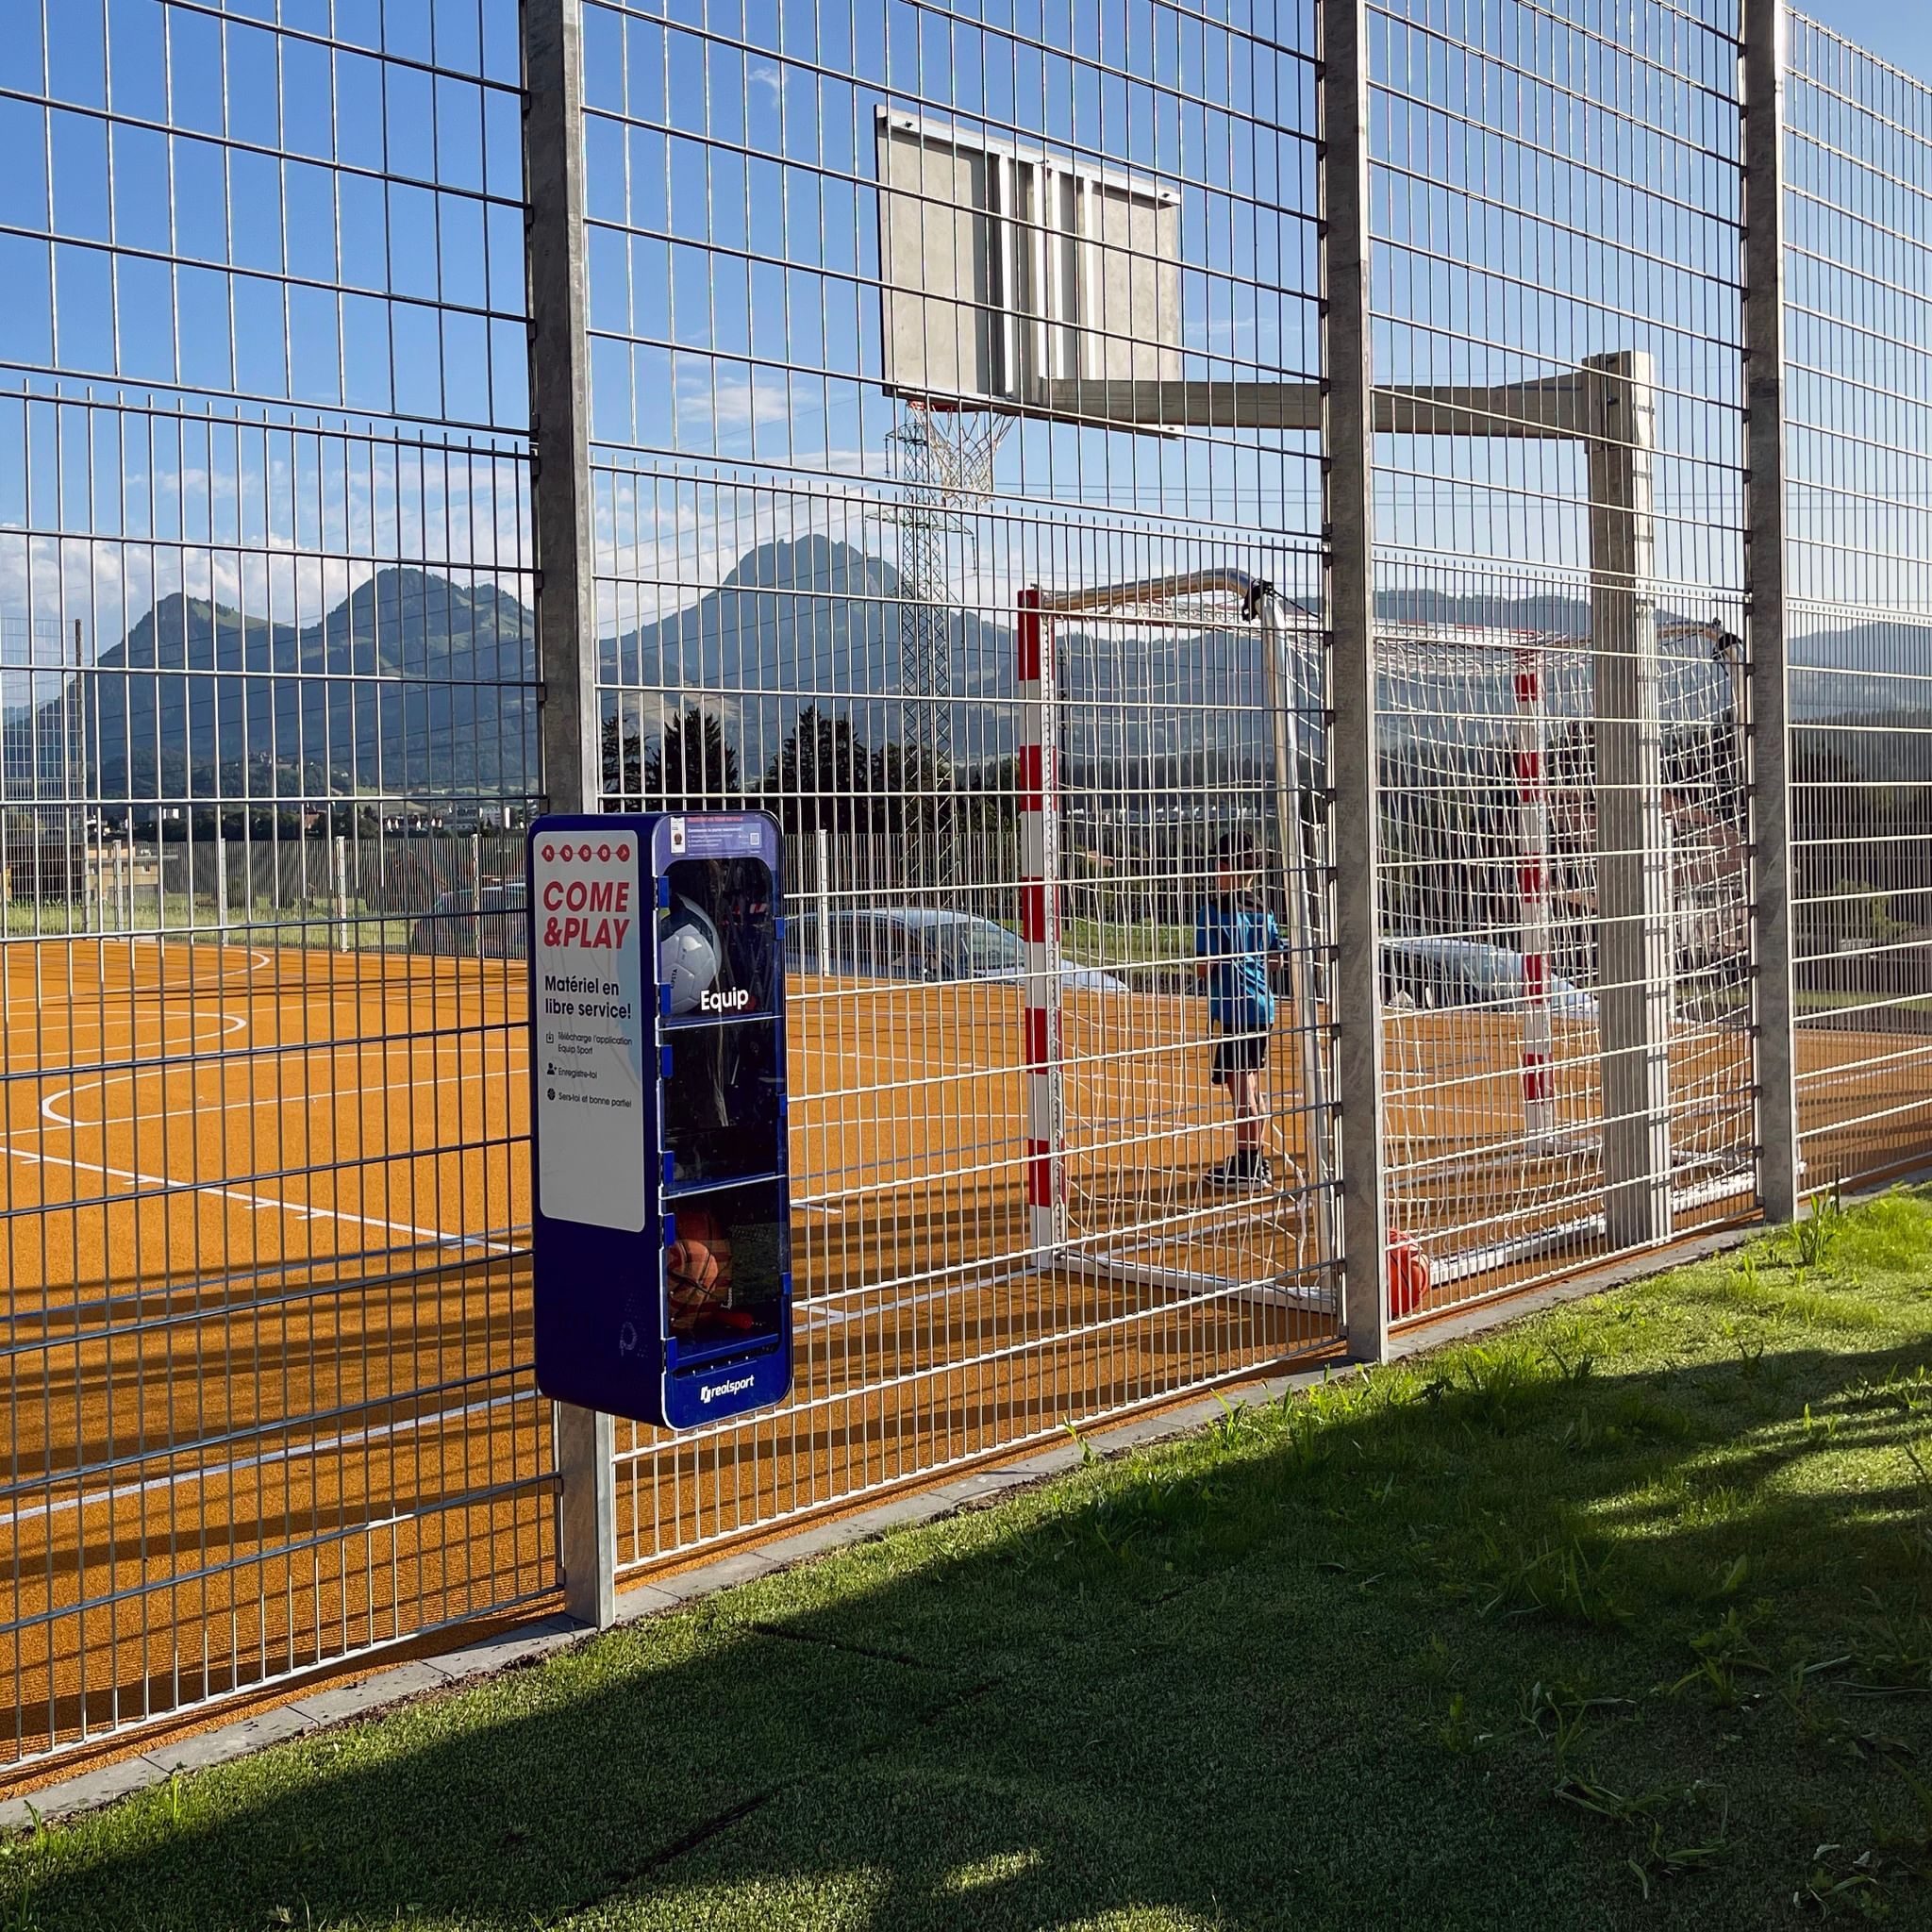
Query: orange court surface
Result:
<box><xmin>0</xmin><ymin>934</ymin><xmax>1320</xmax><ymax>1772</ymax></box>
<box><xmin>2</xmin><ymin>931</ymin><xmax>1927</xmax><ymax>1773</ymax></box>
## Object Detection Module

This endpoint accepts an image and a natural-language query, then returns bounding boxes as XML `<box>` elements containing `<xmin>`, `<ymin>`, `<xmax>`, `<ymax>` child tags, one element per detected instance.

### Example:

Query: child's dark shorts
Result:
<box><xmin>1211</xmin><ymin>1030</ymin><xmax>1269</xmax><ymax>1085</ymax></box>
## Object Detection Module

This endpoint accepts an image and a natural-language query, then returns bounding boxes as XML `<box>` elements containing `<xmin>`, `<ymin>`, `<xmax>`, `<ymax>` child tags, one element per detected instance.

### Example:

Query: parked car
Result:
<box><xmin>786</xmin><ymin>908</ymin><xmax>1127</xmax><ymax>991</ymax></box>
<box><xmin>410</xmin><ymin>880</ymin><xmax>527</xmax><ymax>958</ymax></box>
<box><xmin>1379</xmin><ymin>936</ymin><xmax>1597</xmax><ymax>1019</ymax></box>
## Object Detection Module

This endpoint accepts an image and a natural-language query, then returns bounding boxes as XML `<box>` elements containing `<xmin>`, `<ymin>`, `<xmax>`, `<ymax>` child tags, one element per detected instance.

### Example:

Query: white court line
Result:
<box><xmin>8</xmin><ymin>1011</ymin><xmax>258</xmax><ymax>1045</ymax></box>
<box><xmin>11</xmin><ymin>995</ymin><xmax>431</xmax><ymax>1042</ymax></box>
<box><xmin>800</xmin><ymin>1277</ymin><xmax>1004</xmax><ymax>1326</ymax></box>
<box><xmin>17</xmin><ymin>978</ymin><xmax>516</xmax><ymax>1257</ymax></box>
<box><xmin>11</xmin><ymin>1391</ymin><xmax>526</xmax><ymax>1528</ymax></box>
<box><xmin>22</xmin><ymin>993</ymin><xmax>515</xmax><ymax>1049</ymax></box>
<box><xmin>37</xmin><ymin>1010</ymin><xmax>249</xmax><ymax>1125</ymax></box>
<box><xmin>6</xmin><ymin>1007</ymin><xmax>250</xmax><ymax>1061</ymax></box>
<box><xmin>42</xmin><ymin>1057</ymin><xmax>532</xmax><ymax>1132</ymax></box>
<box><xmin>0</xmin><ymin>1140</ymin><xmax>513</xmax><ymax>1258</ymax></box>
<box><xmin>0</xmin><ymin>941</ymin><xmax>275</xmax><ymax>1014</ymax></box>
<box><xmin>10</xmin><ymin>946</ymin><xmax>521</xmax><ymax>1262</ymax></box>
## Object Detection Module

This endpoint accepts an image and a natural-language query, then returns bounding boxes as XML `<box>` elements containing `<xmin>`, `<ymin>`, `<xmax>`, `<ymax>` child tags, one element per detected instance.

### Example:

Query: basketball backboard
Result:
<box><xmin>874</xmin><ymin>110</ymin><xmax>1182</xmax><ymax>416</ymax></box>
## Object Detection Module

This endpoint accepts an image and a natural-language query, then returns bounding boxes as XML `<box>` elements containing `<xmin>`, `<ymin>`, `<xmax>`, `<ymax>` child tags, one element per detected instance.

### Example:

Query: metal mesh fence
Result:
<box><xmin>579</xmin><ymin>0</ymin><xmax>1335</xmax><ymax>1565</ymax></box>
<box><xmin>1366</xmin><ymin>0</ymin><xmax>1755</xmax><ymax>1313</ymax></box>
<box><xmin>0</xmin><ymin>0</ymin><xmax>1928</xmax><ymax>1786</ymax></box>
<box><xmin>1785</xmin><ymin>13</ymin><xmax>1932</xmax><ymax>1193</ymax></box>
<box><xmin>0</xmin><ymin>0</ymin><xmax>547</xmax><ymax>1772</ymax></box>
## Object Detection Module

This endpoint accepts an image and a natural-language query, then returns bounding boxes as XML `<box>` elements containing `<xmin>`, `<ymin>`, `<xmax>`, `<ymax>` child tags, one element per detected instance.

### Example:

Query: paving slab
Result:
<box><xmin>286</xmin><ymin>1660</ymin><xmax>459</xmax><ymax>1726</ymax></box>
<box><xmin>140</xmin><ymin>1705</ymin><xmax>318</xmax><ymax>1780</ymax></box>
<box><xmin>610</xmin><ymin>1581</ymin><xmax>685</xmax><ymax>1624</ymax></box>
<box><xmin>640</xmin><ymin>1549</ymin><xmax>777</xmax><ymax>1603</ymax></box>
<box><xmin>754</xmin><ymin>1518</ymin><xmax>881</xmax><ymax>1566</ymax></box>
<box><xmin>0</xmin><ymin>1750</ymin><xmax>164</xmax><ymax>1832</ymax></box>
<box><xmin>435</xmin><ymin>1612</ymin><xmax>582</xmax><ymax>1681</ymax></box>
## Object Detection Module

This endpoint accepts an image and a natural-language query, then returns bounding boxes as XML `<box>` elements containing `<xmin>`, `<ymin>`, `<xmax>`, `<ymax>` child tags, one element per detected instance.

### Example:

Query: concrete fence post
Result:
<box><xmin>1320</xmin><ymin>0</ymin><xmax>1389</xmax><ymax>1361</ymax></box>
<box><xmin>1587</xmin><ymin>350</ymin><xmax>1674</xmax><ymax>1254</ymax></box>
<box><xmin>525</xmin><ymin>0</ymin><xmax>618</xmax><ymax>1630</ymax></box>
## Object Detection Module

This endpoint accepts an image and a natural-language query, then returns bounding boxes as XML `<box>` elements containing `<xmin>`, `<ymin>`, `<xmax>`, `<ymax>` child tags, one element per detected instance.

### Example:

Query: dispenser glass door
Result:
<box><xmin>662</xmin><ymin>1020</ymin><xmax>782</xmax><ymax>1185</ymax></box>
<box><xmin>663</xmin><ymin>1178</ymin><xmax>789</xmax><ymax>1371</ymax></box>
<box><xmin>661</xmin><ymin>857</ymin><xmax>779</xmax><ymax>1017</ymax></box>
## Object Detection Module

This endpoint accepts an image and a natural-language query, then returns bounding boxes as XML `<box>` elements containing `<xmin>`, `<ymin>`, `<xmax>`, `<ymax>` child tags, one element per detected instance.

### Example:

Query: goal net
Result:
<box><xmin>1376</xmin><ymin>618</ymin><xmax>1754</xmax><ymax>1289</ymax></box>
<box><xmin>1026</xmin><ymin>580</ymin><xmax>1754</xmax><ymax>1313</ymax></box>
<box><xmin>1018</xmin><ymin>572</ymin><xmax>1337</xmax><ymax>1324</ymax></box>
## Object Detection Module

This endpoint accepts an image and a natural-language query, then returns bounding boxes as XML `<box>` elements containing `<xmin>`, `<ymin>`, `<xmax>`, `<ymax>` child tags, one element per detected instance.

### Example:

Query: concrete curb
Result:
<box><xmin>0</xmin><ymin>1203</ymin><xmax>1832</xmax><ymax>1835</ymax></box>
<box><xmin>0</xmin><ymin>1611</ymin><xmax>580</xmax><ymax>1833</ymax></box>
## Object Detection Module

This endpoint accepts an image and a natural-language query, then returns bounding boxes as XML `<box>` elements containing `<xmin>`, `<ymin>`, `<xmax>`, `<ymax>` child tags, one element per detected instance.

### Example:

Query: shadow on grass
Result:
<box><xmin>13</xmin><ymin>1229</ymin><xmax>1932</xmax><ymax>1931</ymax></box>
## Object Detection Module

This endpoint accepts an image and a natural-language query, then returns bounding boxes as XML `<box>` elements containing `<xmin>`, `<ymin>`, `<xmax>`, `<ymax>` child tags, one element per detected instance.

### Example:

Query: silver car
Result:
<box><xmin>1380</xmin><ymin>936</ymin><xmax>1597</xmax><ymax>1019</ymax></box>
<box><xmin>786</xmin><ymin>908</ymin><xmax>1127</xmax><ymax>991</ymax></box>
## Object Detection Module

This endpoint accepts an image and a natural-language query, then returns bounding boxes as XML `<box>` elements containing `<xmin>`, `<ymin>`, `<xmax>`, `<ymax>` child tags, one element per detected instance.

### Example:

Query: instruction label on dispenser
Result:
<box><xmin>533</xmin><ymin>832</ymin><xmax>646</xmax><ymax>1231</ymax></box>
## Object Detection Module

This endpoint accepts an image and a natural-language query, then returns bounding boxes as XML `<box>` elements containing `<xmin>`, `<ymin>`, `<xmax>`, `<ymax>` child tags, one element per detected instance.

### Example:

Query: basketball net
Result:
<box><xmin>885</xmin><ymin>398</ymin><xmax>1012</xmax><ymax>523</ymax></box>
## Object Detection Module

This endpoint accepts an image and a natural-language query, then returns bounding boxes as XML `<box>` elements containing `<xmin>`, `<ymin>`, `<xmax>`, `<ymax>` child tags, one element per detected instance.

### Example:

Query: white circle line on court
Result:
<box><xmin>8</xmin><ymin>963</ymin><xmax>515</xmax><ymax>1260</ymax></box>
<box><xmin>29</xmin><ymin>1011</ymin><xmax>534</xmax><ymax>1129</ymax></box>
<box><xmin>39</xmin><ymin>1011</ymin><xmax>253</xmax><ymax>1125</ymax></box>
<box><xmin>0</xmin><ymin>941</ymin><xmax>276</xmax><ymax>1014</ymax></box>
<box><xmin>47</xmin><ymin>1061</ymin><xmax>534</xmax><ymax>1133</ymax></box>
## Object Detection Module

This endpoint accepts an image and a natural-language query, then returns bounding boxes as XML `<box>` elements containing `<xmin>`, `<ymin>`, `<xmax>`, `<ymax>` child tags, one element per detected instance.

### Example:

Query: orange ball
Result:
<box><xmin>666</xmin><ymin>1209</ymin><xmax>734</xmax><ymax>1327</ymax></box>
<box><xmin>1388</xmin><ymin>1229</ymin><xmax>1431</xmax><ymax>1320</ymax></box>
<box><xmin>668</xmin><ymin>1237</ymin><xmax>724</xmax><ymax>1294</ymax></box>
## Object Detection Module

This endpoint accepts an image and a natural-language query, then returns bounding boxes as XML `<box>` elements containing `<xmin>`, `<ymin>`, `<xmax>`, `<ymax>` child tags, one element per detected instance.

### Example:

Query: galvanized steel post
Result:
<box><xmin>1744</xmin><ymin>0</ymin><xmax>1801</xmax><ymax>1225</ymax></box>
<box><xmin>524</xmin><ymin>0</ymin><xmax>617</xmax><ymax>1630</ymax></box>
<box><xmin>1587</xmin><ymin>349</ymin><xmax>1674</xmax><ymax>1254</ymax></box>
<box><xmin>1320</xmin><ymin>0</ymin><xmax>1389</xmax><ymax>1361</ymax></box>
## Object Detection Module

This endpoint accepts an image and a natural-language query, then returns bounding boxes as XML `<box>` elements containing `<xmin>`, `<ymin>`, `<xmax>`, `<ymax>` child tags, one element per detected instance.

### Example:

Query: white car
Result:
<box><xmin>1380</xmin><ymin>937</ymin><xmax>1597</xmax><ymax>1019</ymax></box>
<box><xmin>786</xmin><ymin>908</ymin><xmax>1127</xmax><ymax>991</ymax></box>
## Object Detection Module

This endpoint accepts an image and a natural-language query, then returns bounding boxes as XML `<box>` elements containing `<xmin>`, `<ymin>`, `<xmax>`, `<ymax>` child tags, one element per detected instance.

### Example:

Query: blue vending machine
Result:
<box><xmin>528</xmin><ymin>810</ymin><xmax>791</xmax><ymax>1429</ymax></box>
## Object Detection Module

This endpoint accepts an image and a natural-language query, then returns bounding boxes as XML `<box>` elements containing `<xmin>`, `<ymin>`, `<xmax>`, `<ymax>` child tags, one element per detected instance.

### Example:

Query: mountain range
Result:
<box><xmin>4</xmin><ymin>540</ymin><xmax>1927</xmax><ymax>808</ymax></box>
<box><xmin>84</xmin><ymin>569</ymin><xmax>534</xmax><ymax>801</ymax></box>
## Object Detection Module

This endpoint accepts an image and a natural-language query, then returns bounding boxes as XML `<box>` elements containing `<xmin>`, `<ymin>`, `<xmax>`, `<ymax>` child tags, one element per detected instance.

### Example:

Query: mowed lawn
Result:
<box><xmin>8</xmin><ymin>1195</ymin><xmax>1932</xmax><ymax>1931</ymax></box>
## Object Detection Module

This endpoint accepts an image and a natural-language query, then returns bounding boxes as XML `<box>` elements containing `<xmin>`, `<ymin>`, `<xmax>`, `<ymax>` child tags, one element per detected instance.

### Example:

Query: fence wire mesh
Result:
<box><xmin>579</xmin><ymin>0</ymin><xmax>1335</xmax><ymax>1565</ymax></box>
<box><xmin>1365</xmin><ymin>0</ymin><xmax>1756</xmax><ymax>1312</ymax></box>
<box><xmin>0</xmin><ymin>0</ymin><xmax>549</xmax><ymax>1774</ymax></box>
<box><xmin>1785</xmin><ymin>13</ymin><xmax>1932</xmax><ymax>1194</ymax></box>
<box><xmin>0</xmin><ymin>0</ymin><xmax>1928</xmax><ymax>1785</ymax></box>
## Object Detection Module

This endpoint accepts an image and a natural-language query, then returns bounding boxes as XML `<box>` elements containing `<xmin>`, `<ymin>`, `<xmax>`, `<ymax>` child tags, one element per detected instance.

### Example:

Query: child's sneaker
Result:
<box><xmin>1208</xmin><ymin>1151</ymin><xmax>1272</xmax><ymax>1191</ymax></box>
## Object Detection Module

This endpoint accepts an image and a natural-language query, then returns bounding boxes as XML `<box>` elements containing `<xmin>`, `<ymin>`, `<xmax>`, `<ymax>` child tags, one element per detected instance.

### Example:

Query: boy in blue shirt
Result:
<box><xmin>1195</xmin><ymin>833</ymin><xmax>1289</xmax><ymax>1191</ymax></box>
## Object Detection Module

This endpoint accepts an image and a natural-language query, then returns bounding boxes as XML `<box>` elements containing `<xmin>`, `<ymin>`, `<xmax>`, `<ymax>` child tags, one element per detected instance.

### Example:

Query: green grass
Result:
<box><xmin>1058</xmin><ymin>914</ymin><xmax>1193</xmax><ymax>970</ymax></box>
<box><xmin>974</xmin><ymin>914</ymin><xmax>1191</xmax><ymax>975</ymax></box>
<box><xmin>9</xmin><ymin>1196</ymin><xmax>1932</xmax><ymax>1930</ymax></box>
<box><xmin>1</xmin><ymin>898</ymin><xmax>418</xmax><ymax>950</ymax></box>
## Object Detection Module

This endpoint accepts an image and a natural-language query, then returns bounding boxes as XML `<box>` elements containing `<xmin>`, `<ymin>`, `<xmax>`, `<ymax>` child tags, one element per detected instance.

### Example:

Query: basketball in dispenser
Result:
<box><xmin>528</xmin><ymin>812</ymin><xmax>791</xmax><ymax>1429</ymax></box>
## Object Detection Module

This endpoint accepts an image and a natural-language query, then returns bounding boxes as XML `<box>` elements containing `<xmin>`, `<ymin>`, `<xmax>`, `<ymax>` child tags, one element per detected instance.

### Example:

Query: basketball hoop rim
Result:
<box><xmin>903</xmin><ymin>394</ymin><xmax>989</xmax><ymax>418</ymax></box>
<box><xmin>891</xmin><ymin>390</ymin><xmax>1029</xmax><ymax>422</ymax></box>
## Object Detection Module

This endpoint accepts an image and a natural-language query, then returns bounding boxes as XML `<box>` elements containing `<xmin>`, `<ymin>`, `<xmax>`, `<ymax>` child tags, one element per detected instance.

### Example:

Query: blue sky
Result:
<box><xmin>1807</xmin><ymin>3</ymin><xmax>1932</xmax><ymax>81</ymax></box>
<box><xmin>0</xmin><ymin>0</ymin><xmax>1926</xmax><ymax>638</ymax></box>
